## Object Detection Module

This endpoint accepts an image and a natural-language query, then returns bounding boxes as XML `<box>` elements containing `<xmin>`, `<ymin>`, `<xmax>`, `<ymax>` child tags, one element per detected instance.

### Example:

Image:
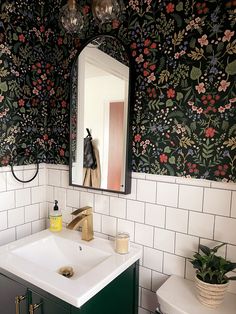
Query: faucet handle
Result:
<box><xmin>71</xmin><ymin>206</ymin><xmax>92</xmax><ymax>216</ymax></box>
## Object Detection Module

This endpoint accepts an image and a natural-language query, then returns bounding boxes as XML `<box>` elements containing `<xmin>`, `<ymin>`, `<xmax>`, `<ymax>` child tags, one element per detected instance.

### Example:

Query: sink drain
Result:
<box><xmin>58</xmin><ymin>266</ymin><xmax>74</xmax><ymax>278</ymax></box>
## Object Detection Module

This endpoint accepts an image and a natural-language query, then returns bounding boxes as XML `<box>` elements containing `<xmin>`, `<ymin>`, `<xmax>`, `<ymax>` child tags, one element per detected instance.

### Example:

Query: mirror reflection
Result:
<box><xmin>70</xmin><ymin>36</ymin><xmax>130</xmax><ymax>193</ymax></box>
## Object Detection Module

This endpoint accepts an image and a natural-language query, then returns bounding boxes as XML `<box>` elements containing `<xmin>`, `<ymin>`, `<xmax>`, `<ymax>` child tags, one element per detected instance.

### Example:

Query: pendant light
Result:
<box><xmin>92</xmin><ymin>0</ymin><xmax>124</xmax><ymax>23</ymax></box>
<box><xmin>59</xmin><ymin>0</ymin><xmax>83</xmax><ymax>34</ymax></box>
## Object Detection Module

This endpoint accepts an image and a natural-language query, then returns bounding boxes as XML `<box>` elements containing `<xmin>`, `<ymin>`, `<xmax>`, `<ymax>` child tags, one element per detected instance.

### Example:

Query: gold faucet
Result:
<box><xmin>66</xmin><ymin>206</ymin><xmax>94</xmax><ymax>241</ymax></box>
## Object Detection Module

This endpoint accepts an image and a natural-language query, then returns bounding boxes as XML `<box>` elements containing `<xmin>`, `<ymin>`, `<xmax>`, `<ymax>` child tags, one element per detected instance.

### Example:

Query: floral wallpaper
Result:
<box><xmin>0</xmin><ymin>0</ymin><xmax>236</xmax><ymax>182</ymax></box>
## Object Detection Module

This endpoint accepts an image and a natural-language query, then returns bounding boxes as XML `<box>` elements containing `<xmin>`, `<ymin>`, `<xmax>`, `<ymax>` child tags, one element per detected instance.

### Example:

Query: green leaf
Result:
<box><xmin>206</xmin><ymin>44</ymin><xmax>213</xmax><ymax>54</ymax></box>
<box><xmin>13</xmin><ymin>33</ymin><xmax>18</xmax><ymax>41</ymax></box>
<box><xmin>176</xmin><ymin>2</ymin><xmax>183</xmax><ymax>11</ymax></box>
<box><xmin>164</xmin><ymin>146</ymin><xmax>171</xmax><ymax>153</ymax></box>
<box><xmin>0</xmin><ymin>81</ymin><xmax>8</xmax><ymax>92</ymax></box>
<box><xmin>225</xmin><ymin>60</ymin><xmax>236</xmax><ymax>75</ymax></box>
<box><xmin>166</xmin><ymin>99</ymin><xmax>173</xmax><ymax>107</ymax></box>
<box><xmin>16</xmin><ymin>26</ymin><xmax>22</xmax><ymax>33</ymax></box>
<box><xmin>190</xmin><ymin>66</ymin><xmax>202</xmax><ymax>80</ymax></box>
<box><xmin>176</xmin><ymin>92</ymin><xmax>183</xmax><ymax>101</ymax></box>
<box><xmin>169</xmin><ymin>156</ymin><xmax>175</xmax><ymax>164</ymax></box>
<box><xmin>199</xmin><ymin>244</ymin><xmax>211</xmax><ymax>256</ymax></box>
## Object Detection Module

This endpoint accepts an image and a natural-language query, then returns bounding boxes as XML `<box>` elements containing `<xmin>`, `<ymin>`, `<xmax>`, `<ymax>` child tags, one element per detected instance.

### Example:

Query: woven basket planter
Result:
<box><xmin>195</xmin><ymin>275</ymin><xmax>229</xmax><ymax>309</ymax></box>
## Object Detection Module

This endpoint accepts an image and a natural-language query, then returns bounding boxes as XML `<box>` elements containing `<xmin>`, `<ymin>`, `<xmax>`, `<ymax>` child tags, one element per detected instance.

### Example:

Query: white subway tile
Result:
<box><xmin>227</xmin><ymin>245</ymin><xmax>236</xmax><ymax>261</ymax></box>
<box><xmin>32</xmin><ymin>219</ymin><xmax>46</xmax><ymax>233</ymax></box>
<box><xmin>189</xmin><ymin>211</ymin><xmax>214</xmax><ymax>239</ymax></box>
<box><xmin>137</xmin><ymin>180</ymin><xmax>156</xmax><ymax>203</ymax></box>
<box><xmin>101</xmin><ymin>215</ymin><xmax>116</xmax><ymax>236</ymax></box>
<box><xmin>175</xmin><ymin>233</ymin><xmax>199</xmax><ymax>258</ymax></box>
<box><xmin>139</xmin><ymin>266</ymin><xmax>152</xmax><ymax>289</ymax></box>
<box><xmin>0</xmin><ymin>228</ymin><xmax>15</xmax><ymax>245</ymax></box>
<box><xmin>93</xmin><ymin>212</ymin><xmax>101</xmax><ymax>233</ymax></box>
<box><xmin>0</xmin><ymin>172</ymin><xmax>6</xmax><ymax>191</ymax></box>
<box><xmin>16</xmin><ymin>223</ymin><xmax>32</xmax><ymax>239</ymax></box>
<box><xmin>23</xmin><ymin>169</ymin><xmax>39</xmax><ymax>187</ymax></box>
<box><xmin>61</xmin><ymin>170</ymin><xmax>70</xmax><ymax>188</ymax></box>
<box><xmin>231</xmin><ymin>192</ymin><xmax>236</xmax><ymax>218</ymax></box>
<box><xmin>54</xmin><ymin>187</ymin><xmax>66</xmax><ymax>210</ymax></box>
<box><xmin>8</xmin><ymin>207</ymin><xmax>24</xmax><ymax>227</ymax></box>
<box><xmin>46</xmin><ymin>185</ymin><xmax>54</xmax><ymax>202</ymax></box>
<box><xmin>203</xmin><ymin>188</ymin><xmax>231</xmax><ymax>216</ymax></box>
<box><xmin>117</xmin><ymin>219</ymin><xmax>135</xmax><ymax>241</ymax></box>
<box><xmin>61</xmin><ymin>207</ymin><xmax>73</xmax><ymax>224</ymax></box>
<box><xmin>176</xmin><ymin>177</ymin><xmax>211</xmax><ymax>187</ymax></box>
<box><xmin>48</xmin><ymin>169</ymin><xmax>61</xmax><ymax>186</ymax></box>
<box><xmin>145</xmin><ymin>204</ymin><xmax>165</xmax><ymax>228</ymax></box>
<box><xmin>185</xmin><ymin>259</ymin><xmax>196</xmax><ymax>281</ymax></box>
<box><xmin>0</xmin><ymin>191</ymin><xmax>15</xmax><ymax>211</ymax></box>
<box><xmin>80</xmin><ymin>191</ymin><xmax>94</xmax><ymax>207</ymax></box>
<box><xmin>210</xmin><ymin>181</ymin><xmax>236</xmax><ymax>191</ymax></box>
<box><xmin>163</xmin><ymin>253</ymin><xmax>185</xmax><ymax>277</ymax></box>
<box><xmin>39</xmin><ymin>202</ymin><xmax>47</xmax><ymax>219</ymax></box>
<box><xmin>110</xmin><ymin>197</ymin><xmax>126</xmax><ymax>218</ymax></box>
<box><xmin>215</xmin><ymin>216</ymin><xmax>236</xmax><ymax>245</ymax></box>
<box><xmin>166</xmin><ymin>207</ymin><xmax>188</xmax><ymax>233</ymax></box>
<box><xmin>156</xmin><ymin>182</ymin><xmax>178</xmax><ymax>207</ymax></box>
<box><xmin>94</xmin><ymin>194</ymin><xmax>109</xmax><ymax>215</ymax></box>
<box><xmin>0</xmin><ymin>211</ymin><xmax>7</xmax><ymax>230</ymax></box>
<box><xmin>25</xmin><ymin>204</ymin><xmax>40</xmax><ymax>222</ymax></box>
<box><xmin>132</xmin><ymin>172</ymin><xmax>146</xmax><ymax>179</ymax></box>
<box><xmin>39</xmin><ymin>167</ymin><xmax>47</xmax><ymax>186</ymax></box>
<box><xmin>135</xmin><ymin>223</ymin><xmax>154</xmax><ymax>247</ymax></box>
<box><xmin>127</xmin><ymin>200</ymin><xmax>144</xmax><ymax>223</ymax></box>
<box><xmin>120</xmin><ymin>178</ymin><xmax>137</xmax><ymax>200</ymax></box>
<box><xmin>141</xmin><ymin>288</ymin><xmax>157</xmax><ymax>312</ymax></box>
<box><xmin>143</xmin><ymin>247</ymin><xmax>163</xmax><ymax>272</ymax></box>
<box><xmin>151</xmin><ymin>271</ymin><xmax>168</xmax><ymax>292</ymax></box>
<box><xmin>32</xmin><ymin>186</ymin><xmax>46</xmax><ymax>203</ymax></box>
<box><xmin>16</xmin><ymin>188</ymin><xmax>31</xmax><ymax>207</ymax></box>
<box><xmin>7</xmin><ymin>171</ymin><xmax>24</xmax><ymax>190</ymax></box>
<box><xmin>154</xmin><ymin>228</ymin><xmax>175</xmax><ymax>253</ymax></box>
<box><xmin>179</xmin><ymin>185</ymin><xmax>203</xmax><ymax>211</ymax></box>
<box><xmin>66</xmin><ymin>189</ymin><xmax>80</xmax><ymax>208</ymax></box>
<box><xmin>145</xmin><ymin>174</ymin><xmax>176</xmax><ymax>183</ymax></box>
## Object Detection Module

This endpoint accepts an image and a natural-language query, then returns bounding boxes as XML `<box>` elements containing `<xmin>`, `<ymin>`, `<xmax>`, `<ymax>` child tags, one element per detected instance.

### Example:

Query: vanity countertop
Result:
<box><xmin>0</xmin><ymin>229</ymin><xmax>141</xmax><ymax>308</ymax></box>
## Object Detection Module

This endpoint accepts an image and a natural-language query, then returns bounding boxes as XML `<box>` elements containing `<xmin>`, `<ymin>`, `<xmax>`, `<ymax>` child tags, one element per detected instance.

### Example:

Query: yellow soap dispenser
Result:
<box><xmin>50</xmin><ymin>200</ymin><xmax>62</xmax><ymax>232</ymax></box>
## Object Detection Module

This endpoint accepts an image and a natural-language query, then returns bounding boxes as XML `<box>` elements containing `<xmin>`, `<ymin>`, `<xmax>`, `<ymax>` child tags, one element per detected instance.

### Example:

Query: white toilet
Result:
<box><xmin>156</xmin><ymin>275</ymin><xmax>236</xmax><ymax>314</ymax></box>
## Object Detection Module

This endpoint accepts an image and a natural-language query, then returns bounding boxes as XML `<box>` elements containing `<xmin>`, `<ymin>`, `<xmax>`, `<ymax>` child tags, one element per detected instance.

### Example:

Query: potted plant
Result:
<box><xmin>190</xmin><ymin>243</ymin><xmax>236</xmax><ymax>308</ymax></box>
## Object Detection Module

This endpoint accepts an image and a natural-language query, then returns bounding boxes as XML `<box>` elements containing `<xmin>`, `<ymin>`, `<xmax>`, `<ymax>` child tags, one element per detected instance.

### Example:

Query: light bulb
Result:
<box><xmin>60</xmin><ymin>0</ymin><xmax>83</xmax><ymax>34</ymax></box>
<box><xmin>92</xmin><ymin>0</ymin><xmax>124</xmax><ymax>23</ymax></box>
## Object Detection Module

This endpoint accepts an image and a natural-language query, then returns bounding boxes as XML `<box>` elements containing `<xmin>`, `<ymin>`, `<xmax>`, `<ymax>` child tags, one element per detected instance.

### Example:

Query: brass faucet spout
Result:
<box><xmin>66</xmin><ymin>206</ymin><xmax>94</xmax><ymax>241</ymax></box>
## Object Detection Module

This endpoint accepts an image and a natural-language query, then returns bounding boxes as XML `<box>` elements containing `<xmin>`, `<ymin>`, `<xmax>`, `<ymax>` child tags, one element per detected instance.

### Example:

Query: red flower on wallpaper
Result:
<box><xmin>205</xmin><ymin>127</ymin><xmax>216</xmax><ymax>138</ymax></box>
<box><xmin>160</xmin><ymin>154</ymin><xmax>168</xmax><ymax>163</ymax></box>
<box><xmin>214</xmin><ymin>165</ymin><xmax>229</xmax><ymax>177</ymax></box>
<box><xmin>167</xmin><ymin>88</ymin><xmax>175</xmax><ymax>98</ymax></box>
<box><xmin>18</xmin><ymin>99</ymin><xmax>25</xmax><ymax>107</ymax></box>
<box><xmin>18</xmin><ymin>34</ymin><xmax>25</xmax><ymax>42</ymax></box>
<box><xmin>166</xmin><ymin>3</ymin><xmax>175</xmax><ymax>13</ymax></box>
<box><xmin>134</xmin><ymin>134</ymin><xmax>141</xmax><ymax>142</ymax></box>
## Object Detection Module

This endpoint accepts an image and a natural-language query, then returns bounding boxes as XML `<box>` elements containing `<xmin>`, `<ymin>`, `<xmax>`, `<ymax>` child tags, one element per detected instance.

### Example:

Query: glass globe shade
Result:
<box><xmin>60</xmin><ymin>0</ymin><xmax>83</xmax><ymax>34</ymax></box>
<box><xmin>92</xmin><ymin>0</ymin><xmax>124</xmax><ymax>23</ymax></box>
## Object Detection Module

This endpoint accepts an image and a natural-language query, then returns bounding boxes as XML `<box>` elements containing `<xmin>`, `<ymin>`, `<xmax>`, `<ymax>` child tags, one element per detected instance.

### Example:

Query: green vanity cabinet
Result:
<box><xmin>0</xmin><ymin>273</ymin><xmax>28</xmax><ymax>314</ymax></box>
<box><xmin>0</xmin><ymin>261</ymin><xmax>139</xmax><ymax>314</ymax></box>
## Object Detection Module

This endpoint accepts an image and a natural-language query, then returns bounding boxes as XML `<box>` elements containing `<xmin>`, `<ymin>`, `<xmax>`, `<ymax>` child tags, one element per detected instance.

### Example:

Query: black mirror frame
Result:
<box><xmin>69</xmin><ymin>34</ymin><xmax>134</xmax><ymax>195</ymax></box>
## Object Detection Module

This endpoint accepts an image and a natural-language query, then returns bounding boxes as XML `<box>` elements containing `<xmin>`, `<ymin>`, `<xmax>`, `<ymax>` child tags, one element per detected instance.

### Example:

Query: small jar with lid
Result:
<box><xmin>115</xmin><ymin>232</ymin><xmax>130</xmax><ymax>254</ymax></box>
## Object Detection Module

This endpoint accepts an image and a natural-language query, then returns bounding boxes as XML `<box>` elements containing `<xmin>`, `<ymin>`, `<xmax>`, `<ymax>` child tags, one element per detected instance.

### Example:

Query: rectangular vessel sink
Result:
<box><xmin>12</xmin><ymin>235</ymin><xmax>110</xmax><ymax>279</ymax></box>
<box><xmin>0</xmin><ymin>229</ymin><xmax>141</xmax><ymax>307</ymax></box>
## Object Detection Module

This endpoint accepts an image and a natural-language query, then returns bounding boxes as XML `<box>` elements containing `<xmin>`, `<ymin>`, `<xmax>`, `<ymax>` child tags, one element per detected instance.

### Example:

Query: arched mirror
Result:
<box><xmin>69</xmin><ymin>35</ymin><xmax>131</xmax><ymax>194</ymax></box>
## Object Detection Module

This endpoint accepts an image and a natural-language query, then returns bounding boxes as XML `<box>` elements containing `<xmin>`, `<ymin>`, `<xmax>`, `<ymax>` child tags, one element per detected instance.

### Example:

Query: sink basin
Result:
<box><xmin>12</xmin><ymin>234</ymin><xmax>110</xmax><ymax>280</ymax></box>
<box><xmin>0</xmin><ymin>229</ymin><xmax>141</xmax><ymax>307</ymax></box>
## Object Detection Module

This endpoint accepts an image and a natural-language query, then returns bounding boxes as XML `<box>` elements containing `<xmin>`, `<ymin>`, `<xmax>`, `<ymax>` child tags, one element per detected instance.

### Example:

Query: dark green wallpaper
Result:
<box><xmin>0</xmin><ymin>0</ymin><xmax>236</xmax><ymax>181</ymax></box>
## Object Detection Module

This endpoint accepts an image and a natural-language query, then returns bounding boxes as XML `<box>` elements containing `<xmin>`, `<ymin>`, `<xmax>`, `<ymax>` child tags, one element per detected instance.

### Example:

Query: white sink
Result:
<box><xmin>0</xmin><ymin>229</ymin><xmax>141</xmax><ymax>307</ymax></box>
<box><xmin>12</xmin><ymin>234</ymin><xmax>110</xmax><ymax>280</ymax></box>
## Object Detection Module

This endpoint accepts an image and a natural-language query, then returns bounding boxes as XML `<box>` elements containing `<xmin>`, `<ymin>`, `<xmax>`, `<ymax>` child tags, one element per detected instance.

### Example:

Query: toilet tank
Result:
<box><xmin>156</xmin><ymin>275</ymin><xmax>236</xmax><ymax>314</ymax></box>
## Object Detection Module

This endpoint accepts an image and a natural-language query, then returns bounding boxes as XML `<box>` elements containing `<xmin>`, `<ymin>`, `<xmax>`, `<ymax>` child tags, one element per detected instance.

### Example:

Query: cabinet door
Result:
<box><xmin>0</xmin><ymin>273</ymin><xmax>28</xmax><ymax>314</ymax></box>
<box><xmin>29</xmin><ymin>290</ymin><xmax>70</xmax><ymax>314</ymax></box>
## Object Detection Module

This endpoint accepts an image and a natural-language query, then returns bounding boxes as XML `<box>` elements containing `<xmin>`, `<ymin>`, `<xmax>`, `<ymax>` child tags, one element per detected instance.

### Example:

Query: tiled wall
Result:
<box><xmin>1</xmin><ymin>164</ymin><xmax>236</xmax><ymax>313</ymax></box>
<box><xmin>0</xmin><ymin>164</ymin><xmax>47</xmax><ymax>246</ymax></box>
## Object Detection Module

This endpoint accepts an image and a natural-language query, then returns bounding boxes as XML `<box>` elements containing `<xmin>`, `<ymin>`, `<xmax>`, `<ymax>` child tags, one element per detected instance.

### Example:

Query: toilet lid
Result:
<box><xmin>156</xmin><ymin>275</ymin><xmax>236</xmax><ymax>314</ymax></box>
